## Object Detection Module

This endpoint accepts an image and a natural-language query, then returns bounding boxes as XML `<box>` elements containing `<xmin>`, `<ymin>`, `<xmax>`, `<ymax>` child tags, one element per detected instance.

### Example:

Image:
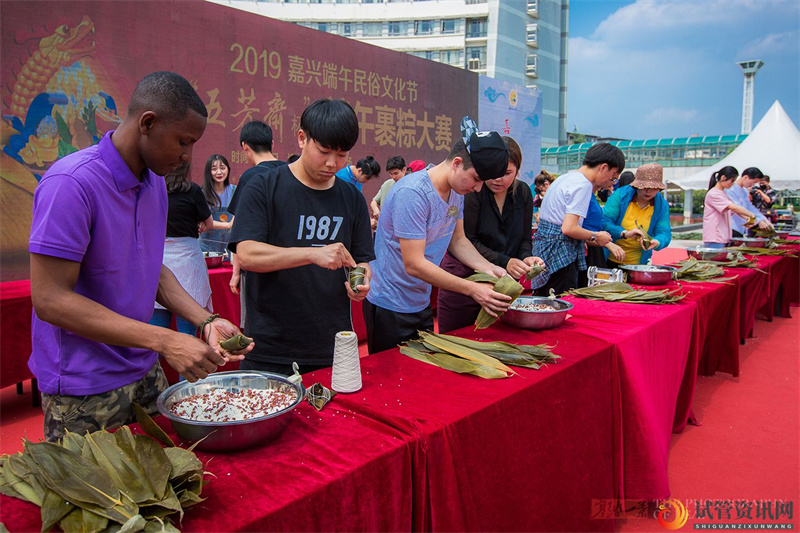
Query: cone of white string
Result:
<box><xmin>331</xmin><ymin>331</ymin><xmax>361</xmax><ymax>393</ymax></box>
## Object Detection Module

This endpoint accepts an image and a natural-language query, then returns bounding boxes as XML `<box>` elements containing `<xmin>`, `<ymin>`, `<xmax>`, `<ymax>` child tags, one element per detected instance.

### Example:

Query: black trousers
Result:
<box><xmin>363</xmin><ymin>299</ymin><xmax>434</xmax><ymax>355</ymax></box>
<box><xmin>534</xmin><ymin>260</ymin><xmax>579</xmax><ymax>296</ymax></box>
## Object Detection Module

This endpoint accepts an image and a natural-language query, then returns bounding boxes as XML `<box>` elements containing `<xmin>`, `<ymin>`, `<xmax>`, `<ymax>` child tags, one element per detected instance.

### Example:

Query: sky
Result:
<box><xmin>567</xmin><ymin>0</ymin><xmax>800</xmax><ymax>140</ymax></box>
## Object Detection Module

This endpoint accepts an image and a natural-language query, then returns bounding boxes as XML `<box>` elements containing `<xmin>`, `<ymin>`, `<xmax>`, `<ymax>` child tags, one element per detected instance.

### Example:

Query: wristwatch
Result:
<box><xmin>620</xmin><ymin>230</ymin><xmax>627</xmax><ymax>239</ymax></box>
<box><xmin>590</xmin><ymin>232</ymin><xmax>597</xmax><ymax>242</ymax></box>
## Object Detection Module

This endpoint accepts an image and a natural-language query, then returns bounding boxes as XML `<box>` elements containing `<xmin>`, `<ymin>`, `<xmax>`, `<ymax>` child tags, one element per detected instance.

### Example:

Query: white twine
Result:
<box><xmin>331</xmin><ymin>331</ymin><xmax>362</xmax><ymax>393</ymax></box>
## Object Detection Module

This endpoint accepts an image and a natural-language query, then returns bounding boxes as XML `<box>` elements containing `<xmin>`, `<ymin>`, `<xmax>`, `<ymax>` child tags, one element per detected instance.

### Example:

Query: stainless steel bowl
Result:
<box><xmin>774</xmin><ymin>230</ymin><xmax>790</xmax><ymax>239</ymax></box>
<box><xmin>687</xmin><ymin>247</ymin><xmax>731</xmax><ymax>261</ymax></box>
<box><xmin>619</xmin><ymin>264</ymin><xmax>676</xmax><ymax>285</ymax></box>
<box><xmin>730</xmin><ymin>236</ymin><xmax>769</xmax><ymax>248</ymax></box>
<box><xmin>203</xmin><ymin>251</ymin><xmax>224</xmax><ymax>269</ymax></box>
<box><xmin>157</xmin><ymin>371</ymin><xmax>305</xmax><ymax>452</ymax></box>
<box><xmin>500</xmin><ymin>296</ymin><xmax>572</xmax><ymax>331</ymax></box>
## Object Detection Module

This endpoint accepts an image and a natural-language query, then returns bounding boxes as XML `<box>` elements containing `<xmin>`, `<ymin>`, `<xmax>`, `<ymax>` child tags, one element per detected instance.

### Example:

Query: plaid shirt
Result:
<box><xmin>531</xmin><ymin>219</ymin><xmax>586</xmax><ymax>289</ymax></box>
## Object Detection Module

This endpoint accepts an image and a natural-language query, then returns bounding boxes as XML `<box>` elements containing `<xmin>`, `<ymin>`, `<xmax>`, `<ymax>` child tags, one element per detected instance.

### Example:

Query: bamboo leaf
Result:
<box><xmin>525</xmin><ymin>265</ymin><xmax>546</xmax><ymax>281</ymax></box>
<box><xmin>133</xmin><ymin>403</ymin><xmax>175</xmax><ymax>448</ymax></box>
<box><xmin>164</xmin><ymin>448</ymin><xmax>203</xmax><ymax>482</ymax></box>
<box><xmin>85</xmin><ymin>430</ymin><xmax>155</xmax><ymax>504</ymax></box>
<box><xmin>466</xmin><ymin>271</ymin><xmax>500</xmax><ymax>284</ymax></box>
<box><xmin>58</xmin><ymin>506</ymin><xmax>109</xmax><ymax>533</ymax></box>
<box><xmin>400</xmin><ymin>346</ymin><xmax>508</xmax><ymax>379</ymax></box>
<box><xmin>41</xmin><ymin>487</ymin><xmax>75</xmax><ymax>532</ymax></box>
<box><xmin>24</xmin><ymin>441</ymin><xmax>121</xmax><ymax>508</ymax></box>
<box><xmin>130</xmin><ymin>434</ymin><xmax>172</xmax><ymax>501</ymax></box>
<box><xmin>418</xmin><ymin>331</ymin><xmax>517</xmax><ymax>375</ymax></box>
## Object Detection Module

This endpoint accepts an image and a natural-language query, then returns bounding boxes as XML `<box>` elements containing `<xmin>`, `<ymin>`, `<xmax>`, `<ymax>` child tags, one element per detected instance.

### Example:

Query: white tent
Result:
<box><xmin>669</xmin><ymin>100</ymin><xmax>800</xmax><ymax>190</ymax></box>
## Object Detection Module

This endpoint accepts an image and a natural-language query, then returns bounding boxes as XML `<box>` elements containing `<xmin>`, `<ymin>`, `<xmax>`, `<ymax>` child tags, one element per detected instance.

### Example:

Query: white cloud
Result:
<box><xmin>740</xmin><ymin>30</ymin><xmax>800</xmax><ymax>58</ymax></box>
<box><xmin>644</xmin><ymin>107</ymin><xmax>699</xmax><ymax>125</ymax></box>
<box><xmin>568</xmin><ymin>0</ymin><xmax>799</xmax><ymax>138</ymax></box>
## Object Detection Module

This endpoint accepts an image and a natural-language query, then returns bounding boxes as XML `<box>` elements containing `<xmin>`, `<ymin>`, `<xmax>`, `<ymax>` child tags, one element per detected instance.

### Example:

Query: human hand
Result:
<box><xmin>757</xmin><ymin>219</ymin><xmax>773</xmax><ymax>230</ymax></box>
<box><xmin>505</xmin><ymin>258</ymin><xmax>530</xmax><ymax>280</ymax></box>
<box><xmin>524</xmin><ymin>256</ymin><xmax>546</xmax><ymax>268</ymax></box>
<box><xmin>624</xmin><ymin>228</ymin><xmax>644</xmax><ymax>240</ymax></box>
<box><xmin>478</xmin><ymin>264</ymin><xmax>507</xmax><ymax>279</ymax></box>
<box><xmin>197</xmin><ymin>222</ymin><xmax>207</xmax><ymax>235</ymax></box>
<box><xmin>468</xmin><ymin>281</ymin><xmax>512</xmax><ymax>318</ymax></box>
<box><xmin>313</xmin><ymin>243</ymin><xmax>356</xmax><ymax>270</ymax></box>
<box><xmin>160</xmin><ymin>331</ymin><xmax>229</xmax><ymax>382</ymax></box>
<box><xmin>594</xmin><ymin>231</ymin><xmax>613</xmax><ymax>247</ymax></box>
<box><xmin>344</xmin><ymin>269</ymin><xmax>370</xmax><ymax>302</ymax></box>
<box><xmin>606</xmin><ymin>242</ymin><xmax>626</xmax><ymax>262</ymax></box>
<box><xmin>229</xmin><ymin>270</ymin><xmax>240</xmax><ymax>294</ymax></box>
<box><xmin>205</xmin><ymin>318</ymin><xmax>252</xmax><ymax>362</ymax></box>
<box><xmin>645</xmin><ymin>238</ymin><xmax>659</xmax><ymax>251</ymax></box>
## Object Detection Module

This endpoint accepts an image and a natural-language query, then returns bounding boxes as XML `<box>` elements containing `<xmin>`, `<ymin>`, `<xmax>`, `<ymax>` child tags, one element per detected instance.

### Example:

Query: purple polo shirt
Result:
<box><xmin>28</xmin><ymin>131</ymin><xmax>167</xmax><ymax>396</ymax></box>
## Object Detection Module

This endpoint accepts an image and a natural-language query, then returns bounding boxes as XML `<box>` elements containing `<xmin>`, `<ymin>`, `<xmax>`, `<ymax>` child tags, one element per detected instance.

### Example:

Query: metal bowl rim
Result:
<box><xmin>507</xmin><ymin>296</ymin><xmax>573</xmax><ymax>312</ymax></box>
<box><xmin>618</xmin><ymin>264</ymin><xmax>677</xmax><ymax>273</ymax></box>
<box><xmin>156</xmin><ymin>370</ymin><xmax>305</xmax><ymax>427</ymax></box>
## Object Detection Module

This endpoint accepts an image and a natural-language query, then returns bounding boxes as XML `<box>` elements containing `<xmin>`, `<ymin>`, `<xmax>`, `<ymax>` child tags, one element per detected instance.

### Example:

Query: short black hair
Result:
<box><xmin>128</xmin><ymin>71</ymin><xmax>207</xmax><ymax>121</ymax></box>
<box><xmin>300</xmin><ymin>99</ymin><xmax>359</xmax><ymax>151</ymax></box>
<box><xmin>741</xmin><ymin>167</ymin><xmax>764</xmax><ymax>180</ymax></box>
<box><xmin>386</xmin><ymin>156</ymin><xmax>406</xmax><ymax>172</ymax></box>
<box><xmin>446</xmin><ymin>139</ymin><xmax>474</xmax><ymax>171</ymax></box>
<box><xmin>240</xmin><ymin>121</ymin><xmax>274</xmax><ymax>153</ymax></box>
<box><xmin>582</xmin><ymin>143</ymin><xmax>625</xmax><ymax>172</ymax></box>
<box><xmin>356</xmin><ymin>156</ymin><xmax>380</xmax><ymax>179</ymax></box>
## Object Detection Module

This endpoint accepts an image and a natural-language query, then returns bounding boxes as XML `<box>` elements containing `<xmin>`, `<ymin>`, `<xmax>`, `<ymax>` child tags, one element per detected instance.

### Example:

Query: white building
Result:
<box><xmin>207</xmin><ymin>0</ymin><xmax>569</xmax><ymax>147</ymax></box>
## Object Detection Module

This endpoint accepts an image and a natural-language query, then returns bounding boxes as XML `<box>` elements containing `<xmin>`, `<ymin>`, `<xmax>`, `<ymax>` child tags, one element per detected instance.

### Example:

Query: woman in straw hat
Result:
<box><xmin>602</xmin><ymin>162</ymin><xmax>672</xmax><ymax>266</ymax></box>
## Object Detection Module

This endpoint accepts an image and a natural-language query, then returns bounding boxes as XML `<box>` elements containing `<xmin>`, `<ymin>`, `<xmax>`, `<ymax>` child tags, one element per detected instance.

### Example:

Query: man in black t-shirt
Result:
<box><xmin>228</xmin><ymin>100</ymin><xmax>374</xmax><ymax>375</ymax></box>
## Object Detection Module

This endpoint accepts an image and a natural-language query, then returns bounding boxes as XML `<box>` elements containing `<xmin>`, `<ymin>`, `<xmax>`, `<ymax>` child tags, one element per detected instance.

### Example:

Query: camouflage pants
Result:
<box><xmin>41</xmin><ymin>361</ymin><xmax>168</xmax><ymax>442</ymax></box>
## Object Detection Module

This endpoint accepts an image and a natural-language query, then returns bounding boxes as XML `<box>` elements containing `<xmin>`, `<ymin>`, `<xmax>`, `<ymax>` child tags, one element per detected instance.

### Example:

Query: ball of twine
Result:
<box><xmin>331</xmin><ymin>331</ymin><xmax>361</xmax><ymax>393</ymax></box>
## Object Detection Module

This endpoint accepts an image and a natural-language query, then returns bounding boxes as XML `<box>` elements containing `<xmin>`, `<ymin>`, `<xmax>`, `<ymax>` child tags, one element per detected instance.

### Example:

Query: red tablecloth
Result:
<box><xmin>733</xmin><ymin>263</ymin><xmax>770</xmax><ymax>341</ymax></box>
<box><xmin>0</xmin><ymin>279</ymin><xmax>34</xmax><ymax>389</ymax></box>
<box><xmin>561</xmin><ymin>295</ymin><xmax>697</xmax><ymax>501</ymax></box>
<box><xmin>328</xmin><ymin>326</ymin><xmax>617</xmax><ymax>532</ymax></box>
<box><xmin>1</xmin><ymin>325</ymin><xmax>616</xmax><ymax>532</ymax></box>
<box><xmin>678</xmin><ymin>278</ymin><xmax>741</xmax><ymax>376</ymax></box>
<box><xmin>755</xmin><ymin>255</ymin><xmax>793</xmax><ymax>322</ymax></box>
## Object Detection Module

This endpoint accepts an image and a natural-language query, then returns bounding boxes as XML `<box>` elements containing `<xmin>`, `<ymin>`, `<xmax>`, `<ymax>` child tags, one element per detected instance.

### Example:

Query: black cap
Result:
<box><xmin>468</xmin><ymin>131</ymin><xmax>509</xmax><ymax>181</ymax></box>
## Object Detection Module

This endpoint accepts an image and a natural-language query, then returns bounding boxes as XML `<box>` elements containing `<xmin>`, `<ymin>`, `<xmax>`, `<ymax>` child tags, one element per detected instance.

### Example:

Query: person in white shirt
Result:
<box><xmin>532</xmin><ymin>143</ymin><xmax>624</xmax><ymax>294</ymax></box>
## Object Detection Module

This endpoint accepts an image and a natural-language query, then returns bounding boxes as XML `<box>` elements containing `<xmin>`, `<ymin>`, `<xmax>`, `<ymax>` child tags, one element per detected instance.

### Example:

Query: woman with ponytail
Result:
<box><xmin>702</xmin><ymin>166</ymin><xmax>756</xmax><ymax>248</ymax></box>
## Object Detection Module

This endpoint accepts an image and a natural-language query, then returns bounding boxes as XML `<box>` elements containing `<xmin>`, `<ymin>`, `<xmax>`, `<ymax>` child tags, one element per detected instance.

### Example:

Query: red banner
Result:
<box><xmin>1</xmin><ymin>0</ymin><xmax>478</xmax><ymax>281</ymax></box>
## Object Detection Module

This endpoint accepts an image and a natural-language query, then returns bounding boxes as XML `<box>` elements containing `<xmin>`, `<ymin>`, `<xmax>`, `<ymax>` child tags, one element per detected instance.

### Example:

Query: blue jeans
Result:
<box><xmin>703</xmin><ymin>242</ymin><xmax>727</xmax><ymax>249</ymax></box>
<box><xmin>149</xmin><ymin>309</ymin><xmax>196</xmax><ymax>335</ymax></box>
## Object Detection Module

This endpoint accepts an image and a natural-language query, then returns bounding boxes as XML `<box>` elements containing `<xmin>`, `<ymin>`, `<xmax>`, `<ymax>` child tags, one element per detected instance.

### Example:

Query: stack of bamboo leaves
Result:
<box><xmin>565</xmin><ymin>282</ymin><xmax>685</xmax><ymax>304</ymax></box>
<box><xmin>772</xmin><ymin>238</ymin><xmax>798</xmax><ymax>245</ymax></box>
<box><xmin>674</xmin><ymin>257</ymin><xmax>738</xmax><ymax>283</ymax></box>
<box><xmin>725</xmin><ymin>246</ymin><xmax>798</xmax><ymax>257</ymax></box>
<box><xmin>466</xmin><ymin>272</ymin><xmax>524</xmax><ymax>329</ymax></box>
<box><xmin>400</xmin><ymin>331</ymin><xmax>560</xmax><ymax>379</ymax></box>
<box><xmin>0</xmin><ymin>408</ymin><xmax>205</xmax><ymax>533</ymax></box>
<box><xmin>696</xmin><ymin>256</ymin><xmax>765</xmax><ymax>272</ymax></box>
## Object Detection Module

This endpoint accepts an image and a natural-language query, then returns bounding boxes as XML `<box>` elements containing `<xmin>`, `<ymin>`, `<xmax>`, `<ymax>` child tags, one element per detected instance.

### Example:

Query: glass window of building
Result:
<box><xmin>526</xmin><ymin>53</ymin><xmax>538</xmax><ymax>76</ymax></box>
<box><xmin>441</xmin><ymin>19</ymin><xmax>456</xmax><ymax>34</ymax></box>
<box><xmin>440</xmin><ymin>49</ymin><xmax>462</xmax><ymax>66</ymax></box>
<box><xmin>362</xmin><ymin>22</ymin><xmax>382</xmax><ymax>36</ymax></box>
<box><xmin>342</xmin><ymin>22</ymin><xmax>353</xmax><ymax>36</ymax></box>
<box><xmin>466</xmin><ymin>46</ymin><xmax>486</xmax><ymax>69</ymax></box>
<box><xmin>415</xmin><ymin>20</ymin><xmax>434</xmax><ymax>35</ymax></box>
<box><xmin>526</xmin><ymin>23</ymin><xmax>538</xmax><ymax>46</ymax></box>
<box><xmin>527</xmin><ymin>0</ymin><xmax>539</xmax><ymax>15</ymax></box>
<box><xmin>388</xmin><ymin>21</ymin><xmax>407</xmax><ymax>36</ymax></box>
<box><xmin>467</xmin><ymin>18</ymin><xmax>487</xmax><ymax>38</ymax></box>
<box><xmin>424</xmin><ymin>50</ymin><xmax>440</xmax><ymax>61</ymax></box>
<box><xmin>317</xmin><ymin>22</ymin><xmax>328</xmax><ymax>32</ymax></box>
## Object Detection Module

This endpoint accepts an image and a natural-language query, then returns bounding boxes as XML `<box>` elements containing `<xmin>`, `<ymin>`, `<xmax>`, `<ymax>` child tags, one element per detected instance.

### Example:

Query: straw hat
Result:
<box><xmin>631</xmin><ymin>163</ymin><xmax>665</xmax><ymax>190</ymax></box>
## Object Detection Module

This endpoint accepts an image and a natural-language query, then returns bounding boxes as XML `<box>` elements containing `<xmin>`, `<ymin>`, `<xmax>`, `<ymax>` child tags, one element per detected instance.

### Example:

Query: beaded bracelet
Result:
<box><xmin>196</xmin><ymin>313</ymin><xmax>220</xmax><ymax>339</ymax></box>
